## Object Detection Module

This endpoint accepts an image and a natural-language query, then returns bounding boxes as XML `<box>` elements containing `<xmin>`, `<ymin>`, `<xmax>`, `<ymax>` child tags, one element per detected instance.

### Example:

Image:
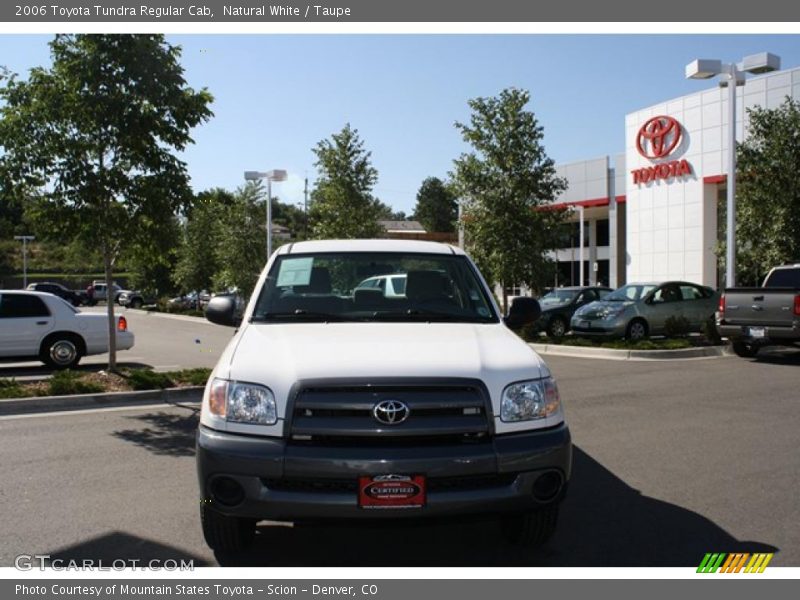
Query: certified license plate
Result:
<box><xmin>747</xmin><ymin>327</ymin><xmax>766</xmax><ymax>339</ymax></box>
<box><xmin>358</xmin><ymin>475</ymin><xmax>426</xmax><ymax>509</ymax></box>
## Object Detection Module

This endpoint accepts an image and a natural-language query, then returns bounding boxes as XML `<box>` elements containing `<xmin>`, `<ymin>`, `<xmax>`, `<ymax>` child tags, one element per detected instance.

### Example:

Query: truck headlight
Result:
<box><xmin>208</xmin><ymin>378</ymin><xmax>277</xmax><ymax>425</ymax></box>
<box><xmin>501</xmin><ymin>377</ymin><xmax>561</xmax><ymax>422</ymax></box>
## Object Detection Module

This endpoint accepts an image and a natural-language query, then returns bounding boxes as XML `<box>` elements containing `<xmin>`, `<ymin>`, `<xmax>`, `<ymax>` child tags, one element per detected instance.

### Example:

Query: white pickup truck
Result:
<box><xmin>197</xmin><ymin>239</ymin><xmax>572</xmax><ymax>554</ymax></box>
<box><xmin>0</xmin><ymin>291</ymin><xmax>134</xmax><ymax>368</ymax></box>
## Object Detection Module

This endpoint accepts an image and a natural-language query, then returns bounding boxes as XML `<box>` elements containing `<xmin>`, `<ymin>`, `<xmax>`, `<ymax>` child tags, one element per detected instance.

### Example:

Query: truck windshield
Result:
<box><xmin>251</xmin><ymin>252</ymin><xmax>498</xmax><ymax>323</ymax></box>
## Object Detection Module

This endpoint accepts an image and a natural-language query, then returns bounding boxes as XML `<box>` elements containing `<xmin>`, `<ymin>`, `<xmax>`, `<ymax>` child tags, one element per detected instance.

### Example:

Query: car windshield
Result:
<box><xmin>540</xmin><ymin>290</ymin><xmax>579</xmax><ymax>305</ymax></box>
<box><xmin>604</xmin><ymin>284</ymin><xmax>657</xmax><ymax>302</ymax></box>
<box><xmin>252</xmin><ymin>252</ymin><xmax>498</xmax><ymax>323</ymax></box>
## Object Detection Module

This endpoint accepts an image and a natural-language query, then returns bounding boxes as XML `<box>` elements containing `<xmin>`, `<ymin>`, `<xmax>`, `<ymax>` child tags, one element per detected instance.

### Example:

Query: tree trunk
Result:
<box><xmin>103</xmin><ymin>240</ymin><xmax>117</xmax><ymax>372</ymax></box>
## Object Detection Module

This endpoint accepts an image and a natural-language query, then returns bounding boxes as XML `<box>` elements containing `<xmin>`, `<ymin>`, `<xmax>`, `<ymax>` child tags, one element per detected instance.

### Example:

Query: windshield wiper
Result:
<box><xmin>252</xmin><ymin>311</ymin><xmax>356</xmax><ymax>322</ymax></box>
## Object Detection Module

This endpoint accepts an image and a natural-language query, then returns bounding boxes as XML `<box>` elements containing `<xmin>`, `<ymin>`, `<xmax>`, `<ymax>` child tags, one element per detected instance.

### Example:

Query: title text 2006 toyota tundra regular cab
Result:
<box><xmin>718</xmin><ymin>264</ymin><xmax>800</xmax><ymax>358</ymax></box>
<box><xmin>198</xmin><ymin>240</ymin><xmax>572</xmax><ymax>554</ymax></box>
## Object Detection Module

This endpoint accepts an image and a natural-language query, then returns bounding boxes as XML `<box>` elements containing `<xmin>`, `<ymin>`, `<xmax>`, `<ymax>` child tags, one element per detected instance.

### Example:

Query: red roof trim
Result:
<box><xmin>703</xmin><ymin>174</ymin><xmax>727</xmax><ymax>184</ymax></box>
<box><xmin>615</xmin><ymin>195</ymin><xmax>627</xmax><ymax>204</ymax></box>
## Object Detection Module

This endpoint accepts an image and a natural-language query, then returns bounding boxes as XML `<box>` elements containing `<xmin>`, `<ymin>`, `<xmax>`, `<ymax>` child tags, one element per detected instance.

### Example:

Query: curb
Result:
<box><xmin>128</xmin><ymin>309</ymin><xmax>212</xmax><ymax>325</ymax></box>
<box><xmin>0</xmin><ymin>386</ymin><xmax>204</xmax><ymax>417</ymax></box>
<box><xmin>529</xmin><ymin>342</ymin><xmax>731</xmax><ymax>361</ymax></box>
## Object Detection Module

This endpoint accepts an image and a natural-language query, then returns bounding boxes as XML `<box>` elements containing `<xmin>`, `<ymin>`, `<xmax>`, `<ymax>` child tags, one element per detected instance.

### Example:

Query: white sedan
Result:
<box><xmin>0</xmin><ymin>291</ymin><xmax>134</xmax><ymax>369</ymax></box>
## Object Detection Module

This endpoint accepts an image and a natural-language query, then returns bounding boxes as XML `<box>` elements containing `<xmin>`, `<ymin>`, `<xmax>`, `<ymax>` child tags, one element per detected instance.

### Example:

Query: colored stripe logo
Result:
<box><xmin>697</xmin><ymin>553</ymin><xmax>773</xmax><ymax>573</ymax></box>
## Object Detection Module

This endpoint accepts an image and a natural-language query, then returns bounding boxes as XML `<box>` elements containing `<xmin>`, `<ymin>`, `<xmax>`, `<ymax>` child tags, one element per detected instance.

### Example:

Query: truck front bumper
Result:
<box><xmin>196</xmin><ymin>424</ymin><xmax>572</xmax><ymax>521</ymax></box>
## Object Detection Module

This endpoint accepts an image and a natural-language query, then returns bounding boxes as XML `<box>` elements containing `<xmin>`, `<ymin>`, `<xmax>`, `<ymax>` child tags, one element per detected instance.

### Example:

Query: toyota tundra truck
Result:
<box><xmin>717</xmin><ymin>264</ymin><xmax>800</xmax><ymax>357</ymax></box>
<box><xmin>198</xmin><ymin>239</ymin><xmax>572</xmax><ymax>554</ymax></box>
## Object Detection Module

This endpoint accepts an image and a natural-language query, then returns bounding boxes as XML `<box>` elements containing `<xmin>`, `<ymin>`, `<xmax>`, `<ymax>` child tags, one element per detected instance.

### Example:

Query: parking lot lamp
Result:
<box><xmin>244</xmin><ymin>169</ymin><xmax>288</xmax><ymax>258</ymax></box>
<box><xmin>13</xmin><ymin>235</ymin><xmax>35</xmax><ymax>288</ymax></box>
<box><xmin>685</xmin><ymin>53</ymin><xmax>781</xmax><ymax>288</ymax></box>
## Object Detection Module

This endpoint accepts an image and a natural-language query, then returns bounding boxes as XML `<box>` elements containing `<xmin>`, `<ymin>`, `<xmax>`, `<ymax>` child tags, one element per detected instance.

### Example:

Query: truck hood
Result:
<box><xmin>221</xmin><ymin>322</ymin><xmax>547</xmax><ymax>419</ymax></box>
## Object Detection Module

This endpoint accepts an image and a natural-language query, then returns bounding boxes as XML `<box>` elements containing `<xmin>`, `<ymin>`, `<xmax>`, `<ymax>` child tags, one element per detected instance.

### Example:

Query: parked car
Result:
<box><xmin>534</xmin><ymin>286</ymin><xmax>613</xmax><ymax>338</ymax></box>
<box><xmin>571</xmin><ymin>281</ymin><xmax>719</xmax><ymax>340</ymax></box>
<box><xmin>26</xmin><ymin>282</ymin><xmax>83</xmax><ymax>307</ymax></box>
<box><xmin>0</xmin><ymin>291</ymin><xmax>134</xmax><ymax>368</ymax></box>
<box><xmin>717</xmin><ymin>264</ymin><xmax>800</xmax><ymax>358</ymax></box>
<box><xmin>169</xmin><ymin>291</ymin><xmax>202</xmax><ymax>311</ymax></box>
<box><xmin>118</xmin><ymin>290</ymin><xmax>157</xmax><ymax>309</ymax></box>
<box><xmin>355</xmin><ymin>273</ymin><xmax>408</xmax><ymax>298</ymax></box>
<box><xmin>198</xmin><ymin>239</ymin><xmax>571</xmax><ymax>554</ymax></box>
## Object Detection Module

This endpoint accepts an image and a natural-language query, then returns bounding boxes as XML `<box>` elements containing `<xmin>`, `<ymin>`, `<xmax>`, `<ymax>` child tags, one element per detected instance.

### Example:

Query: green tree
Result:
<box><xmin>413</xmin><ymin>177</ymin><xmax>458</xmax><ymax>232</ymax></box>
<box><xmin>451</xmin><ymin>88</ymin><xmax>568</xmax><ymax>312</ymax></box>
<box><xmin>308</xmin><ymin>124</ymin><xmax>384</xmax><ymax>239</ymax></box>
<box><xmin>213</xmin><ymin>183</ymin><xmax>267</xmax><ymax>299</ymax></box>
<box><xmin>733</xmin><ymin>97</ymin><xmax>800</xmax><ymax>285</ymax></box>
<box><xmin>174</xmin><ymin>188</ymin><xmax>232</xmax><ymax>293</ymax></box>
<box><xmin>0</xmin><ymin>35</ymin><xmax>213</xmax><ymax>369</ymax></box>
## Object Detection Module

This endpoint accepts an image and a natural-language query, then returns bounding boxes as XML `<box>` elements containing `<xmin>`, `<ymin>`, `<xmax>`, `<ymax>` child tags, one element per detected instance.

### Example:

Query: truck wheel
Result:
<box><xmin>625</xmin><ymin>319</ymin><xmax>648</xmax><ymax>341</ymax></box>
<box><xmin>40</xmin><ymin>334</ymin><xmax>84</xmax><ymax>369</ymax></box>
<box><xmin>502</xmin><ymin>505</ymin><xmax>559</xmax><ymax>547</ymax></box>
<box><xmin>732</xmin><ymin>341</ymin><xmax>759</xmax><ymax>358</ymax></box>
<box><xmin>547</xmin><ymin>317</ymin><xmax>567</xmax><ymax>339</ymax></box>
<box><xmin>201</xmin><ymin>505</ymin><xmax>255</xmax><ymax>554</ymax></box>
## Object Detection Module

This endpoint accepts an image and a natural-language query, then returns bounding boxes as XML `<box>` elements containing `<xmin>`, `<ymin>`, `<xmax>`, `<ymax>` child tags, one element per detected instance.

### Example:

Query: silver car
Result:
<box><xmin>570</xmin><ymin>281</ymin><xmax>720</xmax><ymax>340</ymax></box>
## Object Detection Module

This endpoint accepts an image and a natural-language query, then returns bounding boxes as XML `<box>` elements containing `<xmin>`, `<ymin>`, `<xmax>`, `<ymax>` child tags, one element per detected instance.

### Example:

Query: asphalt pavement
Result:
<box><xmin>1</xmin><ymin>349</ymin><xmax>798</xmax><ymax>567</ymax></box>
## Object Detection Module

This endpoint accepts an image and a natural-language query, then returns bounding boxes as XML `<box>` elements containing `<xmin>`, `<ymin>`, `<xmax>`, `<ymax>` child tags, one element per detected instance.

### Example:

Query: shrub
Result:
<box><xmin>664</xmin><ymin>315</ymin><xmax>691</xmax><ymax>338</ymax></box>
<box><xmin>0</xmin><ymin>378</ymin><xmax>29</xmax><ymax>398</ymax></box>
<box><xmin>47</xmin><ymin>370</ymin><xmax>103</xmax><ymax>396</ymax></box>
<box><xmin>702</xmin><ymin>315</ymin><xmax>722</xmax><ymax>345</ymax></box>
<box><xmin>126</xmin><ymin>369</ymin><xmax>174</xmax><ymax>390</ymax></box>
<box><xmin>171</xmin><ymin>368</ymin><xmax>212</xmax><ymax>386</ymax></box>
<box><xmin>518</xmin><ymin>322</ymin><xmax>540</xmax><ymax>342</ymax></box>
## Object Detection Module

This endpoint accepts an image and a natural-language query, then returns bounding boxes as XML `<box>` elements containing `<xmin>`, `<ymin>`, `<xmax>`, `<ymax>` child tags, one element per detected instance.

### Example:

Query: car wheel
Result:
<box><xmin>40</xmin><ymin>334</ymin><xmax>83</xmax><ymax>369</ymax></box>
<box><xmin>502</xmin><ymin>505</ymin><xmax>559</xmax><ymax>547</ymax></box>
<box><xmin>625</xmin><ymin>319</ymin><xmax>648</xmax><ymax>341</ymax></box>
<box><xmin>130</xmin><ymin>298</ymin><xmax>143</xmax><ymax>309</ymax></box>
<box><xmin>732</xmin><ymin>341</ymin><xmax>760</xmax><ymax>358</ymax></box>
<box><xmin>201</xmin><ymin>504</ymin><xmax>256</xmax><ymax>554</ymax></box>
<box><xmin>546</xmin><ymin>317</ymin><xmax>567</xmax><ymax>339</ymax></box>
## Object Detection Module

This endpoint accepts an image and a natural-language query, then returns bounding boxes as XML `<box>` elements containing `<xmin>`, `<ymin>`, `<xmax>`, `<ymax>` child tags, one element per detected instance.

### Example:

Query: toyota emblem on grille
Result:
<box><xmin>372</xmin><ymin>400</ymin><xmax>410</xmax><ymax>425</ymax></box>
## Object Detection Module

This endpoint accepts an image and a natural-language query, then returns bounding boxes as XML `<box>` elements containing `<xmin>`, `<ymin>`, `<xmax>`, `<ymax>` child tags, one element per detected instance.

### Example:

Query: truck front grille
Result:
<box><xmin>288</xmin><ymin>382</ymin><xmax>492</xmax><ymax>443</ymax></box>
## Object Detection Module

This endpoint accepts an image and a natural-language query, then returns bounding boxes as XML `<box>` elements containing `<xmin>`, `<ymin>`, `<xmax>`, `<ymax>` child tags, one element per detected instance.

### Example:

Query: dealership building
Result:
<box><xmin>539</xmin><ymin>62</ymin><xmax>800</xmax><ymax>292</ymax></box>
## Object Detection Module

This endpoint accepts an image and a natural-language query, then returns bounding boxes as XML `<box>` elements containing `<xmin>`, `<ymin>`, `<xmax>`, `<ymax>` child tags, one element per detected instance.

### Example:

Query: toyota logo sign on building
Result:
<box><xmin>636</xmin><ymin>115</ymin><xmax>682</xmax><ymax>159</ymax></box>
<box><xmin>631</xmin><ymin>115</ymin><xmax>692</xmax><ymax>185</ymax></box>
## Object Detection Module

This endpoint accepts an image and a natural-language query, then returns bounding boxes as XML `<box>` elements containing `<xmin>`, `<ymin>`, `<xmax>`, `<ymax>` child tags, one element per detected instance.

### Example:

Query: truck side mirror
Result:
<box><xmin>504</xmin><ymin>297</ymin><xmax>541</xmax><ymax>330</ymax></box>
<box><xmin>205</xmin><ymin>296</ymin><xmax>241</xmax><ymax>327</ymax></box>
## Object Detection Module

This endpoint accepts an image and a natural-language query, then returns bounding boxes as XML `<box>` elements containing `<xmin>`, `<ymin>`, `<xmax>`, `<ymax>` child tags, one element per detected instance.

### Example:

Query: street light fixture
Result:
<box><xmin>13</xmin><ymin>235</ymin><xmax>35</xmax><ymax>289</ymax></box>
<box><xmin>244</xmin><ymin>169</ymin><xmax>288</xmax><ymax>259</ymax></box>
<box><xmin>685</xmin><ymin>52</ymin><xmax>781</xmax><ymax>288</ymax></box>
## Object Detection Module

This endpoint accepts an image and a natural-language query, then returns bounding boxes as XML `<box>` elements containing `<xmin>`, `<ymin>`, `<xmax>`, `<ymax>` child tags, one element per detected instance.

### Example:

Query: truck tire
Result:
<box><xmin>732</xmin><ymin>341</ymin><xmax>759</xmax><ymax>358</ymax></box>
<box><xmin>201</xmin><ymin>505</ymin><xmax>256</xmax><ymax>554</ymax></box>
<box><xmin>502</xmin><ymin>505</ymin><xmax>559</xmax><ymax>546</ymax></box>
<box><xmin>40</xmin><ymin>334</ymin><xmax>84</xmax><ymax>369</ymax></box>
<box><xmin>547</xmin><ymin>317</ymin><xmax>567</xmax><ymax>339</ymax></box>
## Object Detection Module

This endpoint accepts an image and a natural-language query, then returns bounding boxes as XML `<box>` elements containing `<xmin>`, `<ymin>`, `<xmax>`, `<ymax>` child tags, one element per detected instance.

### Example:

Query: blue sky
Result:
<box><xmin>1</xmin><ymin>34</ymin><xmax>799</xmax><ymax>214</ymax></box>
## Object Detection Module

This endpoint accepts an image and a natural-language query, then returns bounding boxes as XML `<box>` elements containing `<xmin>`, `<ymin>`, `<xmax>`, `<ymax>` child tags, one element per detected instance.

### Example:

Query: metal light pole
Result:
<box><xmin>244</xmin><ymin>169</ymin><xmax>288</xmax><ymax>259</ymax></box>
<box><xmin>13</xmin><ymin>235</ymin><xmax>35</xmax><ymax>288</ymax></box>
<box><xmin>686</xmin><ymin>53</ymin><xmax>781</xmax><ymax>288</ymax></box>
